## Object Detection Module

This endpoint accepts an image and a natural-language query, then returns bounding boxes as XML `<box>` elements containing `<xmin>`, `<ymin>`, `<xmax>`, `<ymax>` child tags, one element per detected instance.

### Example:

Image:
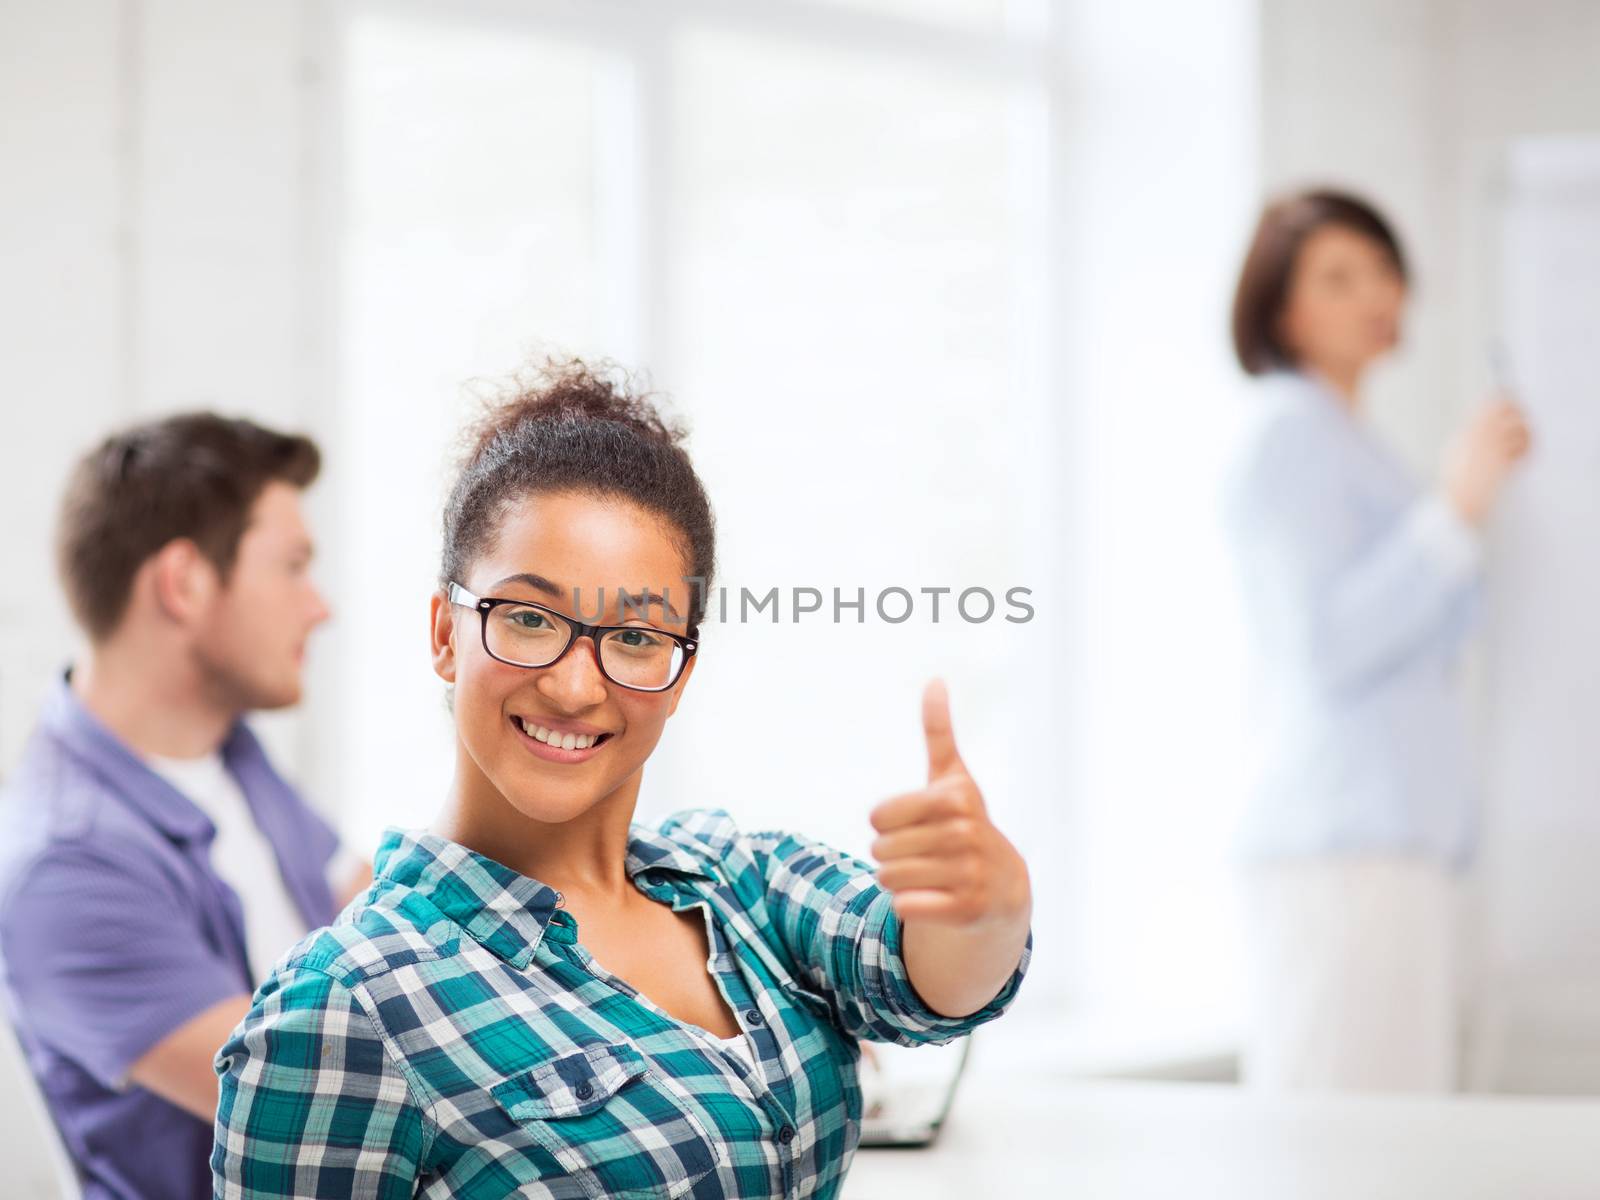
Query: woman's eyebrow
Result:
<box><xmin>488</xmin><ymin>572</ymin><xmax>682</xmax><ymax>621</ymax></box>
<box><xmin>489</xmin><ymin>571</ymin><xmax>563</xmax><ymax>599</ymax></box>
<box><xmin>619</xmin><ymin>590</ymin><xmax>682</xmax><ymax>622</ymax></box>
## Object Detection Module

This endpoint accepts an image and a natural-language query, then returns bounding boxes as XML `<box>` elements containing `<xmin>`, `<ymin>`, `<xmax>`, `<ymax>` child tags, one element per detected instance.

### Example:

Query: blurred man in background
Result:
<box><xmin>0</xmin><ymin>414</ymin><xmax>370</xmax><ymax>1200</ymax></box>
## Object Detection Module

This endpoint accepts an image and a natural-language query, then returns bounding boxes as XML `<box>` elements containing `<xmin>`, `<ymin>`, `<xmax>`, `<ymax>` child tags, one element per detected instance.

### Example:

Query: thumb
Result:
<box><xmin>922</xmin><ymin>678</ymin><xmax>963</xmax><ymax>781</ymax></box>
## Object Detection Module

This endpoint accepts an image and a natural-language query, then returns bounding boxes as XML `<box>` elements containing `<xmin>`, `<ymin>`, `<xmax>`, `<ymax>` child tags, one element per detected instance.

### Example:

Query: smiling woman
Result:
<box><xmin>210</xmin><ymin>358</ymin><xmax>1034</xmax><ymax>1200</ymax></box>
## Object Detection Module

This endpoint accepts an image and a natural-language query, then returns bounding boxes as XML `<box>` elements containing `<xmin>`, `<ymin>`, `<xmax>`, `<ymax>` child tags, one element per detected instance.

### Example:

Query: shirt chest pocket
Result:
<box><xmin>489</xmin><ymin>1042</ymin><xmax>721</xmax><ymax>1199</ymax></box>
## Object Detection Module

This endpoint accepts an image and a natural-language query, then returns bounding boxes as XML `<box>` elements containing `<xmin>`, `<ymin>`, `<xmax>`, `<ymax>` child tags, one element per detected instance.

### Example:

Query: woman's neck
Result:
<box><xmin>1303</xmin><ymin>359</ymin><xmax>1364</xmax><ymax>410</ymax></box>
<box><xmin>429</xmin><ymin>764</ymin><xmax>643</xmax><ymax>898</ymax></box>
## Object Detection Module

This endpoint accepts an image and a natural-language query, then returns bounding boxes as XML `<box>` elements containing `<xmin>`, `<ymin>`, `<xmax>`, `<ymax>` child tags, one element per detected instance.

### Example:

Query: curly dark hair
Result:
<box><xmin>440</xmin><ymin>358</ymin><xmax>717</xmax><ymax>631</ymax></box>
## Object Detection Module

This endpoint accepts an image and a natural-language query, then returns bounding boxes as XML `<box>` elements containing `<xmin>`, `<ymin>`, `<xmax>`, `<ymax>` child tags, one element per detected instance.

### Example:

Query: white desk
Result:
<box><xmin>844</xmin><ymin>1073</ymin><xmax>1600</xmax><ymax>1199</ymax></box>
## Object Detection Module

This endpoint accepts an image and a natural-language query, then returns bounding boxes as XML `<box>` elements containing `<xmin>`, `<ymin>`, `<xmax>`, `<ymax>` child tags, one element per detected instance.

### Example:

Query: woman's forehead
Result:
<box><xmin>1300</xmin><ymin>224</ymin><xmax>1397</xmax><ymax>268</ymax></box>
<box><xmin>482</xmin><ymin>493</ymin><xmax>692</xmax><ymax>624</ymax></box>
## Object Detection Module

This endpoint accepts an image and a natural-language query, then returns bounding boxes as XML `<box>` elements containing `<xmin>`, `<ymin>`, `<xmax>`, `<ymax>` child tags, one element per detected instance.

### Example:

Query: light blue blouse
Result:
<box><xmin>1222</xmin><ymin>369</ymin><xmax>1485</xmax><ymax>870</ymax></box>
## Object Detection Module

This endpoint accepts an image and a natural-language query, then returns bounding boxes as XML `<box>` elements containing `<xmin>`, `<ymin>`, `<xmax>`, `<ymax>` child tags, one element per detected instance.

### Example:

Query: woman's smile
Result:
<box><xmin>509</xmin><ymin>711</ymin><xmax>616</xmax><ymax>763</ymax></box>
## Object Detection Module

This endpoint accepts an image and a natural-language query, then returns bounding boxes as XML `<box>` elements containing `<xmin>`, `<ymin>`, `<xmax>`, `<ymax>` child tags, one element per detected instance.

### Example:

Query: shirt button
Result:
<box><xmin>745</xmin><ymin>1008</ymin><xmax>764</xmax><ymax>1026</ymax></box>
<box><xmin>575</xmin><ymin>1080</ymin><xmax>594</xmax><ymax>1101</ymax></box>
<box><xmin>778</xmin><ymin>1125</ymin><xmax>796</xmax><ymax>1145</ymax></box>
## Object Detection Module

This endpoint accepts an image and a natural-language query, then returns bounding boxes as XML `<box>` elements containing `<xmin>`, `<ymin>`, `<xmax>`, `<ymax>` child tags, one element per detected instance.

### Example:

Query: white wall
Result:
<box><xmin>1257</xmin><ymin>0</ymin><xmax>1460</xmax><ymax>464</ymax></box>
<box><xmin>0</xmin><ymin>2</ymin><xmax>124</xmax><ymax>770</ymax></box>
<box><xmin>0</xmin><ymin>0</ymin><xmax>328</xmax><ymax>791</ymax></box>
<box><xmin>1053</xmin><ymin>0</ymin><xmax>1259</xmax><ymax>1045</ymax></box>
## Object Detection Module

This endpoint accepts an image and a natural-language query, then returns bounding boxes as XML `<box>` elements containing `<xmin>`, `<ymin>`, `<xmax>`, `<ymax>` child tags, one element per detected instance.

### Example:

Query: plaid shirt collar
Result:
<box><xmin>373</xmin><ymin>822</ymin><xmax>716</xmax><ymax>966</ymax></box>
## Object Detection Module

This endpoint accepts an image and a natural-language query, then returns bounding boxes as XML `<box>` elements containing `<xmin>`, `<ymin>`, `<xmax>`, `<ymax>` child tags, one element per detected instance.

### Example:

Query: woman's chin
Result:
<box><xmin>495</xmin><ymin>774</ymin><xmax>610</xmax><ymax>827</ymax></box>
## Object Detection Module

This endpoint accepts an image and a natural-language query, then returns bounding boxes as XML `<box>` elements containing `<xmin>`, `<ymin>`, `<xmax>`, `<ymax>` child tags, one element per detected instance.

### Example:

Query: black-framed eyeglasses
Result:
<box><xmin>447</xmin><ymin>582</ymin><xmax>698</xmax><ymax>693</ymax></box>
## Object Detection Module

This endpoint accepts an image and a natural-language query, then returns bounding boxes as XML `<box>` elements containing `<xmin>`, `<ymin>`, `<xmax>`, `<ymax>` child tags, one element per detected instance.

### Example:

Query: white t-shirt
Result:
<box><xmin>145</xmin><ymin>751</ymin><xmax>312</xmax><ymax>986</ymax></box>
<box><xmin>715</xmin><ymin>1031</ymin><xmax>757</xmax><ymax>1072</ymax></box>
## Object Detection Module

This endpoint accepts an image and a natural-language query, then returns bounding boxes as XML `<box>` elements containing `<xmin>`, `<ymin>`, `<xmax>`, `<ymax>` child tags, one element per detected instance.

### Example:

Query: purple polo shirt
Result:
<box><xmin>0</xmin><ymin>672</ymin><xmax>343</xmax><ymax>1200</ymax></box>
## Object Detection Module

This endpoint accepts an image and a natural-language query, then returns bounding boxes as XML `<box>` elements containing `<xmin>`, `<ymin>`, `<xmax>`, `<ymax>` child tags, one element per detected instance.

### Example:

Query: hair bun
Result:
<box><xmin>442</xmin><ymin>354</ymin><xmax>717</xmax><ymax>630</ymax></box>
<box><xmin>468</xmin><ymin>357</ymin><xmax>685</xmax><ymax>462</ymax></box>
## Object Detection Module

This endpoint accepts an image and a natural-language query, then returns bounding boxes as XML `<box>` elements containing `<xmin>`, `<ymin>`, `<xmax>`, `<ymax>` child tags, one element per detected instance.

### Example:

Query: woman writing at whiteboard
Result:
<box><xmin>1224</xmin><ymin>189</ymin><xmax>1530</xmax><ymax>1092</ymax></box>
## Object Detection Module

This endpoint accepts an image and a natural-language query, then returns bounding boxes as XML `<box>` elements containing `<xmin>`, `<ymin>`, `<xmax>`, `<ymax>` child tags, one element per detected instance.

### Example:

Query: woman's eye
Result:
<box><xmin>509</xmin><ymin>609</ymin><xmax>550</xmax><ymax>630</ymax></box>
<box><xmin>614</xmin><ymin>629</ymin><xmax>663</xmax><ymax>648</ymax></box>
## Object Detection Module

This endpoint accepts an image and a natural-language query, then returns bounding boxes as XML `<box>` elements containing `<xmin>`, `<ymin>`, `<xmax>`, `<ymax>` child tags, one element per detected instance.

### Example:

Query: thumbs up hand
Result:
<box><xmin>868</xmin><ymin>680</ymin><xmax>1031</xmax><ymax>929</ymax></box>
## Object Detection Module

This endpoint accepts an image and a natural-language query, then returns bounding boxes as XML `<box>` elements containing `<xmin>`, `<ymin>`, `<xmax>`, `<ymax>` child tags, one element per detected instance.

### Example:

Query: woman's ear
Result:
<box><xmin>430</xmin><ymin>591</ymin><xmax>458</xmax><ymax>683</ymax></box>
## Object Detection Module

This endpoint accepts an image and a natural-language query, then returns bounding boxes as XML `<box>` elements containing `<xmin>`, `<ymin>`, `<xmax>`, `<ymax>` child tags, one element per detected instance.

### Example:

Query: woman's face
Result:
<box><xmin>1277</xmin><ymin>223</ymin><xmax>1406</xmax><ymax>378</ymax></box>
<box><xmin>430</xmin><ymin>489</ymin><xmax>698</xmax><ymax>825</ymax></box>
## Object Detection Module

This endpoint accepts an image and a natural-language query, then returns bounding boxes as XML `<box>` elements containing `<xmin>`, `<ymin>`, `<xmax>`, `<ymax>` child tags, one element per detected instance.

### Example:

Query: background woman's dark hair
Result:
<box><xmin>1231</xmin><ymin>188</ymin><xmax>1409</xmax><ymax>375</ymax></box>
<box><xmin>441</xmin><ymin>358</ymin><xmax>716</xmax><ymax>632</ymax></box>
<box><xmin>58</xmin><ymin>413</ymin><xmax>321</xmax><ymax>641</ymax></box>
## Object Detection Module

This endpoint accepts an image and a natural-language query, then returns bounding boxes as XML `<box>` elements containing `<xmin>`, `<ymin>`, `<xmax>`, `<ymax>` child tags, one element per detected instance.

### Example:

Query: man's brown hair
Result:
<box><xmin>57</xmin><ymin>413</ymin><xmax>321</xmax><ymax>641</ymax></box>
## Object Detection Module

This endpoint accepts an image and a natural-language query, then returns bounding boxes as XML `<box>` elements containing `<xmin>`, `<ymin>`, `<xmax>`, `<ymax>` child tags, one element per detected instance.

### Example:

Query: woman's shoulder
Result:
<box><xmin>638</xmin><ymin>808</ymin><xmax>871</xmax><ymax>888</ymax></box>
<box><xmin>1248</xmin><ymin>366</ymin><xmax>1323</xmax><ymax>400</ymax></box>
<box><xmin>633</xmin><ymin>807</ymin><xmax>763</xmax><ymax>881</ymax></box>
<box><xmin>256</xmin><ymin>885</ymin><xmax>452</xmax><ymax>1000</ymax></box>
<box><xmin>644</xmin><ymin>806</ymin><xmax>744</xmax><ymax>852</ymax></box>
<box><xmin>1241</xmin><ymin>369</ymin><xmax>1347</xmax><ymax>444</ymax></box>
<box><xmin>1224</xmin><ymin>371</ymin><xmax>1351</xmax><ymax>506</ymax></box>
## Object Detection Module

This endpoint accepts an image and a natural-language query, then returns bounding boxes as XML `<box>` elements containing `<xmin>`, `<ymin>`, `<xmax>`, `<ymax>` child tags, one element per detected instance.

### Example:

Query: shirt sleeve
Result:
<box><xmin>1230</xmin><ymin>408</ymin><xmax>1485</xmax><ymax>697</ymax></box>
<box><xmin>742</xmin><ymin>825</ymin><xmax>1031</xmax><ymax>1047</ymax></box>
<box><xmin>212</xmin><ymin>965</ymin><xmax>429</xmax><ymax>1199</ymax></box>
<box><xmin>0</xmin><ymin>840</ymin><xmax>248</xmax><ymax>1090</ymax></box>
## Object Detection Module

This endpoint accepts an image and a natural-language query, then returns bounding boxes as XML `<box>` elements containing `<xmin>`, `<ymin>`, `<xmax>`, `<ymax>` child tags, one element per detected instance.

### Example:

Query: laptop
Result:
<box><xmin>857</xmin><ymin>1035</ymin><xmax>972</xmax><ymax>1148</ymax></box>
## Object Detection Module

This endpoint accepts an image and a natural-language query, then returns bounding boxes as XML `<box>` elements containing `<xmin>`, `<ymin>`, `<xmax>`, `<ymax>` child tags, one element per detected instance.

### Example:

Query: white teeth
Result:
<box><xmin>517</xmin><ymin>718</ymin><xmax>601</xmax><ymax>751</ymax></box>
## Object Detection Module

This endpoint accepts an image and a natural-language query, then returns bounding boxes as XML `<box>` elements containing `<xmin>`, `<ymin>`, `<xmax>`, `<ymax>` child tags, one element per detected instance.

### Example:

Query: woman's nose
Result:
<box><xmin>536</xmin><ymin>636</ymin><xmax>610</xmax><ymax>707</ymax></box>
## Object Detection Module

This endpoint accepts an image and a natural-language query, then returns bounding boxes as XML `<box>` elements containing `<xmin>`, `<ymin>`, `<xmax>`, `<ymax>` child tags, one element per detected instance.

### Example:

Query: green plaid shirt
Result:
<box><xmin>211</xmin><ymin>808</ymin><xmax>1030</xmax><ymax>1198</ymax></box>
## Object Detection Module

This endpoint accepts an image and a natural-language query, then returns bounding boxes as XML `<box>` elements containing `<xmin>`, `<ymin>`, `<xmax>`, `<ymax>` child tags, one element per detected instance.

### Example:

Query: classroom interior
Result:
<box><xmin>3</xmin><ymin>1</ymin><xmax>1600</xmax><ymax>1196</ymax></box>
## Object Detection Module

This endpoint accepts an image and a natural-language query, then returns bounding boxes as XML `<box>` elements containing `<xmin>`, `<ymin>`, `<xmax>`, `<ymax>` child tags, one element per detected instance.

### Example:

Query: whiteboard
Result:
<box><xmin>1477</xmin><ymin>137</ymin><xmax>1600</xmax><ymax>1093</ymax></box>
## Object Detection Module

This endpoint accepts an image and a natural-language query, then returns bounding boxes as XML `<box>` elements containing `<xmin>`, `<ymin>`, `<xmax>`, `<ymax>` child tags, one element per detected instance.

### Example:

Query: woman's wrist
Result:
<box><xmin>901</xmin><ymin>899</ymin><xmax>1032</xmax><ymax>1019</ymax></box>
